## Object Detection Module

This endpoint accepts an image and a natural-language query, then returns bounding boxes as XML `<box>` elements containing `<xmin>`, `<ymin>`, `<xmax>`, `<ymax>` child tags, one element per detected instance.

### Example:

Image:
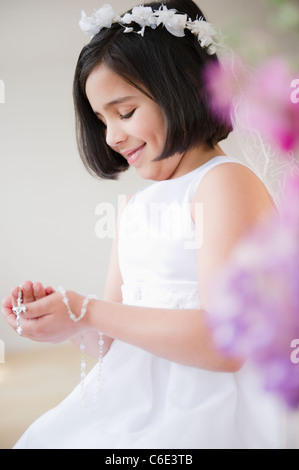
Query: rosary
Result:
<box><xmin>57</xmin><ymin>287</ymin><xmax>104</xmax><ymax>408</ymax></box>
<box><xmin>12</xmin><ymin>286</ymin><xmax>104</xmax><ymax>408</ymax></box>
<box><xmin>12</xmin><ymin>289</ymin><xmax>27</xmax><ymax>335</ymax></box>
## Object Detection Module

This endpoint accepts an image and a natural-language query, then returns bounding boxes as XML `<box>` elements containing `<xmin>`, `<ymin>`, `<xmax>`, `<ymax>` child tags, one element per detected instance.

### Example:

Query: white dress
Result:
<box><xmin>14</xmin><ymin>157</ymin><xmax>284</xmax><ymax>449</ymax></box>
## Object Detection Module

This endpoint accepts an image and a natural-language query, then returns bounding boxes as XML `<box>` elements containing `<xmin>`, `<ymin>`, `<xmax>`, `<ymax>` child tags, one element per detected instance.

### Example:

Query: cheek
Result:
<box><xmin>143</xmin><ymin>127</ymin><xmax>165</xmax><ymax>147</ymax></box>
<box><xmin>140</xmin><ymin>112</ymin><xmax>166</xmax><ymax>147</ymax></box>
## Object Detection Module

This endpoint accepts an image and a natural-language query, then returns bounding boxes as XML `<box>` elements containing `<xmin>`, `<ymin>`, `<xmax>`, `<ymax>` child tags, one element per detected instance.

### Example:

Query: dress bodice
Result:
<box><xmin>118</xmin><ymin>156</ymin><xmax>244</xmax><ymax>307</ymax></box>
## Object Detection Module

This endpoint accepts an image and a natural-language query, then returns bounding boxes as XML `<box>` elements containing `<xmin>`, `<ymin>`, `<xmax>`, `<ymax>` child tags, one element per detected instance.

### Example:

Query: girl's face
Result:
<box><xmin>85</xmin><ymin>64</ymin><xmax>185</xmax><ymax>181</ymax></box>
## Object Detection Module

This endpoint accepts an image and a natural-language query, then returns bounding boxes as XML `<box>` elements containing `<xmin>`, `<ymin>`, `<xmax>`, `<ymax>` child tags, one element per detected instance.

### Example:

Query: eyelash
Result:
<box><xmin>120</xmin><ymin>109</ymin><xmax>136</xmax><ymax>120</ymax></box>
<box><xmin>99</xmin><ymin>109</ymin><xmax>136</xmax><ymax>128</ymax></box>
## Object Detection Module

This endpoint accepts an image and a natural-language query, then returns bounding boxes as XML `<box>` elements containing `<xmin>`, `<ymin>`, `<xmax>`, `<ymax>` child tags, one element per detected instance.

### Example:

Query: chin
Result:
<box><xmin>136</xmin><ymin>169</ymin><xmax>155</xmax><ymax>181</ymax></box>
<box><xmin>135</xmin><ymin>164</ymin><xmax>157</xmax><ymax>181</ymax></box>
<box><xmin>135</xmin><ymin>158</ymin><xmax>173</xmax><ymax>182</ymax></box>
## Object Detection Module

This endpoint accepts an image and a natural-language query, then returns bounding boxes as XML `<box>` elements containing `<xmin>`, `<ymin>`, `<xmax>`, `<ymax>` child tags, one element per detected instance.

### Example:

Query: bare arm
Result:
<box><xmin>192</xmin><ymin>163</ymin><xmax>275</xmax><ymax>310</ymax></box>
<box><xmin>71</xmin><ymin>163</ymin><xmax>275</xmax><ymax>371</ymax></box>
<box><xmin>4</xmin><ymin>164</ymin><xmax>274</xmax><ymax>372</ymax></box>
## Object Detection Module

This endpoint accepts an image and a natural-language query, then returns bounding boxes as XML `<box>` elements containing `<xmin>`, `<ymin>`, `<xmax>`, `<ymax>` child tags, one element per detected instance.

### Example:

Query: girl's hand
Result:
<box><xmin>2</xmin><ymin>281</ymin><xmax>87</xmax><ymax>344</ymax></box>
<box><xmin>2</xmin><ymin>280</ymin><xmax>55</xmax><ymax>332</ymax></box>
<box><xmin>12</xmin><ymin>280</ymin><xmax>55</xmax><ymax>304</ymax></box>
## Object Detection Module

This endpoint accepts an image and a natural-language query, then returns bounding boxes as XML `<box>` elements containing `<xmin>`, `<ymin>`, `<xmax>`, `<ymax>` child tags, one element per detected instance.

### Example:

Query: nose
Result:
<box><xmin>105</xmin><ymin>121</ymin><xmax>127</xmax><ymax>149</ymax></box>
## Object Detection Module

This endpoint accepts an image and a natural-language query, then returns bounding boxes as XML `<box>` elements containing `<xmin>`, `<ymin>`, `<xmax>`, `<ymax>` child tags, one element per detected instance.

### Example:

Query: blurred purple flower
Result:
<box><xmin>205</xmin><ymin>56</ymin><xmax>299</xmax><ymax>153</ymax></box>
<box><xmin>209</xmin><ymin>175</ymin><xmax>299</xmax><ymax>408</ymax></box>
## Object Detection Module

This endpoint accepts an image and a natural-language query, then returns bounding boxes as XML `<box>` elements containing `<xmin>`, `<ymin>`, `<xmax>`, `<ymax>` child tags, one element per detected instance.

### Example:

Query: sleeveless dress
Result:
<box><xmin>14</xmin><ymin>156</ymin><xmax>284</xmax><ymax>449</ymax></box>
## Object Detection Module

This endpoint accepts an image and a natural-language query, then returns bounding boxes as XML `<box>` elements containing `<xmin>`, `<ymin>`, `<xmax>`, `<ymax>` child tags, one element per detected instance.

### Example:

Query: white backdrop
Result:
<box><xmin>0</xmin><ymin>0</ymin><xmax>296</xmax><ymax>353</ymax></box>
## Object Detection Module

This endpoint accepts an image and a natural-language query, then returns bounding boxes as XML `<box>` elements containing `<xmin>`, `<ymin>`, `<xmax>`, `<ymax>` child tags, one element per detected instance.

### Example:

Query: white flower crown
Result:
<box><xmin>79</xmin><ymin>4</ymin><xmax>219</xmax><ymax>55</ymax></box>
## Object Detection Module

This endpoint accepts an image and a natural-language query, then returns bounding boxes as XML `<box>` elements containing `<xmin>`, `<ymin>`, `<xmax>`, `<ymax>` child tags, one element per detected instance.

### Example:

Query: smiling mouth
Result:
<box><xmin>126</xmin><ymin>144</ymin><xmax>146</xmax><ymax>165</ymax></box>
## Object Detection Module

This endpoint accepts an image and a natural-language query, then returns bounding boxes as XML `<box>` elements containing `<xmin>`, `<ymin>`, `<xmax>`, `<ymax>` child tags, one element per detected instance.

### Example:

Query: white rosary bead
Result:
<box><xmin>57</xmin><ymin>287</ymin><xmax>104</xmax><ymax>409</ymax></box>
<box><xmin>94</xmin><ymin>332</ymin><xmax>105</xmax><ymax>407</ymax></box>
<box><xmin>57</xmin><ymin>287</ymin><xmax>97</xmax><ymax>323</ymax></box>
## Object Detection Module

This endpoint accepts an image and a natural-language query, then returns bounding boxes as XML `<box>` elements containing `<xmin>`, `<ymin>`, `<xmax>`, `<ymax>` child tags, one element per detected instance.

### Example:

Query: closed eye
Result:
<box><xmin>120</xmin><ymin>109</ymin><xmax>136</xmax><ymax>120</ymax></box>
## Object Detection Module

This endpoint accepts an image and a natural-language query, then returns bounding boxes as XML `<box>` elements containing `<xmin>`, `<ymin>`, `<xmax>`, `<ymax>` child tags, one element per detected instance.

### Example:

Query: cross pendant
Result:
<box><xmin>12</xmin><ymin>290</ymin><xmax>27</xmax><ymax>335</ymax></box>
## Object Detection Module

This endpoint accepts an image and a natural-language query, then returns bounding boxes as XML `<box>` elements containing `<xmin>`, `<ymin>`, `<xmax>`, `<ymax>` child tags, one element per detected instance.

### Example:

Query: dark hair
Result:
<box><xmin>73</xmin><ymin>0</ymin><xmax>233</xmax><ymax>179</ymax></box>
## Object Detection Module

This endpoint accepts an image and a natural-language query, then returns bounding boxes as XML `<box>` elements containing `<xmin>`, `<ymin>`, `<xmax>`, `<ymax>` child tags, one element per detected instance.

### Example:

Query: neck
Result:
<box><xmin>167</xmin><ymin>144</ymin><xmax>226</xmax><ymax>180</ymax></box>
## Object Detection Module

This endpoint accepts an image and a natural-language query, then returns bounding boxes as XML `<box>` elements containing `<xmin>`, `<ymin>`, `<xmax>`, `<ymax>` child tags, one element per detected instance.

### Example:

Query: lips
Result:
<box><xmin>124</xmin><ymin>144</ymin><xmax>146</xmax><ymax>165</ymax></box>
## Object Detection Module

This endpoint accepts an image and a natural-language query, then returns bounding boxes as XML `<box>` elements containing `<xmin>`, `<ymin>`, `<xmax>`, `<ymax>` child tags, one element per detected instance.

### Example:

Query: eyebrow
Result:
<box><xmin>94</xmin><ymin>96</ymin><xmax>135</xmax><ymax>117</ymax></box>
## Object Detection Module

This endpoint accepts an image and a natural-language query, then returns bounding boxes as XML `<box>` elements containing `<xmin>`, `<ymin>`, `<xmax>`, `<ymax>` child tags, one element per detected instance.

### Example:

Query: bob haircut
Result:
<box><xmin>73</xmin><ymin>0</ymin><xmax>233</xmax><ymax>179</ymax></box>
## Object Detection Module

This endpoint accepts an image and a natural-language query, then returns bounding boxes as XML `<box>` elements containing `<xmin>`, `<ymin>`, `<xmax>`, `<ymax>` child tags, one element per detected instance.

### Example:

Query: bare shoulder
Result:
<box><xmin>191</xmin><ymin>162</ymin><xmax>275</xmax><ymax>310</ymax></box>
<box><xmin>192</xmin><ymin>162</ymin><xmax>275</xmax><ymax>220</ymax></box>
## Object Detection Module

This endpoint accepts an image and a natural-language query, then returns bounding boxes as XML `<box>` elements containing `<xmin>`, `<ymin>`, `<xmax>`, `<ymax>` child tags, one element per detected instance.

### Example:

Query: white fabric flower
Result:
<box><xmin>79</xmin><ymin>10</ymin><xmax>99</xmax><ymax>37</ymax></box>
<box><xmin>131</xmin><ymin>6</ymin><xmax>156</xmax><ymax>27</ymax></box>
<box><xmin>188</xmin><ymin>18</ymin><xmax>217</xmax><ymax>38</ymax></box>
<box><xmin>79</xmin><ymin>4</ymin><xmax>119</xmax><ymax>37</ymax></box>
<box><xmin>121</xmin><ymin>13</ymin><xmax>133</xmax><ymax>25</ymax></box>
<box><xmin>156</xmin><ymin>6</ymin><xmax>187</xmax><ymax>37</ymax></box>
<box><xmin>207</xmin><ymin>44</ymin><xmax>217</xmax><ymax>55</ymax></box>
<box><xmin>122</xmin><ymin>6</ymin><xmax>157</xmax><ymax>37</ymax></box>
<box><xmin>78</xmin><ymin>4</ymin><xmax>219</xmax><ymax>54</ymax></box>
<box><xmin>187</xmin><ymin>18</ymin><xmax>218</xmax><ymax>54</ymax></box>
<box><xmin>94</xmin><ymin>4</ymin><xmax>119</xmax><ymax>27</ymax></box>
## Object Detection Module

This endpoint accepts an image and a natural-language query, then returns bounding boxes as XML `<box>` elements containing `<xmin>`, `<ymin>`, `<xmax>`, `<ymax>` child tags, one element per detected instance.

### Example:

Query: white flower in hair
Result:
<box><xmin>78</xmin><ymin>4</ymin><xmax>219</xmax><ymax>55</ymax></box>
<box><xmin>94</xmin><ymin>4</ymin><xmax>119</xmax><ymax>26</ymax></box>
<box><xmin>155</xmin><ymin>5</ymin><xmax>187</xmax><ymax>37</ymax></box>
<box><xmin>122</xmin><ymin>6</ymin><xmax>158</xmax><ymax>37</ymax></box>
<box><xmin>79</xmin><ymin>11</ymin><xmax>99</xmax><ymax>36</ymax></box>
<box><xmin>130</xmin><ymin>5</ymin><xmax>156</xmax><ymax>25</ymax></box>
<box><xmin>187</xmin><ymin>18</ymin><xmax>218</xmax><ymax>54</ymax></box>
<box><xmin>79</xmin><ymin>4</ymin><xmax>119</xmax><ymax>37</ymax></box>
<box><xmin>206</xmin><ymin>44</ymin><xmax>217</xmax><ymax>55</ymax></box>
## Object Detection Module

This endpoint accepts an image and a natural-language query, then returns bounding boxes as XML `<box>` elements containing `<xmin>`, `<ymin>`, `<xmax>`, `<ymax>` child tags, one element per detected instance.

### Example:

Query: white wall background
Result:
<box><xmin>0</xmin><ymin>0</ymin><xmax>297</xmax><ymax>353</ymax></box>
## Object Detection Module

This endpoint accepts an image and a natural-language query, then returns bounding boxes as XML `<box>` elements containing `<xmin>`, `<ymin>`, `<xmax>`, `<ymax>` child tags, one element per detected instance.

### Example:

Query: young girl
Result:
<box><xmin>3</xmin><ymin>0</ymin><xmax>283</xmax><ymax>449</ymax></box>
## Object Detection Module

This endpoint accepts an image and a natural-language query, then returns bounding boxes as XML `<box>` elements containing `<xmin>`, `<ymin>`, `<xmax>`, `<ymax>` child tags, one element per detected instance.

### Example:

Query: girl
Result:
<box><xmin>3</xmin><ymin>0</ymin><xmax>283</xmax><ymax>449</ymax></box>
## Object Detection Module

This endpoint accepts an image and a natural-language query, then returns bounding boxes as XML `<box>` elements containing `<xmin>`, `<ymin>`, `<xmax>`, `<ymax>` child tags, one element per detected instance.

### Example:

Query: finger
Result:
<box><xmin>2</xmin><ymin>295</ymin><xmax>13</xmax><ymax>309</ymax></box>
<box><xmin>7</xmin><ymin>289</ymin><xmax>21</xmax><ymax>333</ymax></box>
<box><xmin>11</xmin><ymin>286</ymin><xmax>21</xmax><ymax>308</ymax></box>
<box><xmin>33</xmin><ymin>282</ymin><xmax>46</xmax><ymax>300</ymax></box>
<box><xmin>22</xmin><ymin>281</ymin><xmax>35</xmax><ymax>303</ymax></box>
<box><xmin>2</xmin><ymin>300</ymin><xmax>44</xmax><ymax>338</ymax></box>
<box><xmin>45</xmin><ymin>286</ymin><xmax>56</xmax><ymax>295</ymax></box>
<box><xmin>2</xmin><ymin>305</ymin><xmax>18</xmax><ymax>330</ymax></box>
<box><xmin>21</xmin><ymin>294</ymin><xmax>54</xmax><ymax>320</ymax></box>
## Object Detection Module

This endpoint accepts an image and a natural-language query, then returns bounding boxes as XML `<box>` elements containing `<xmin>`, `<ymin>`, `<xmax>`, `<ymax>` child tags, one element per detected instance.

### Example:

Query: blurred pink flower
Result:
<box><xmin>205</xmin><ymin>56</ymin><xmax>299</xmax><ymax>153</ymax></box>
<box><xmin>209</xmin><ymin>174</ymin><xmax>299</xmax><ymax>408</ymax></box>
